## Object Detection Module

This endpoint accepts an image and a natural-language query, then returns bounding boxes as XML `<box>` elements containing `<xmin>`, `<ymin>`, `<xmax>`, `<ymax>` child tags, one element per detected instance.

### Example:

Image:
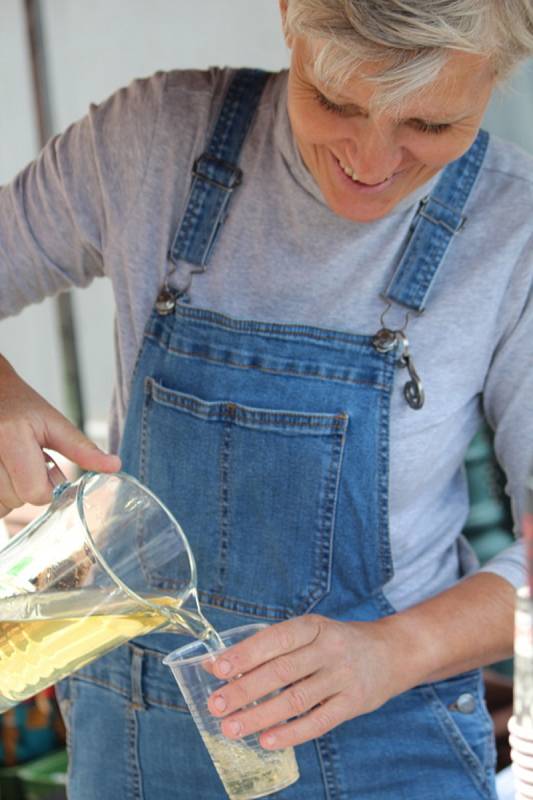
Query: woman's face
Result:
<box><xmin>284</xmin><ymin>36</ymin><xmax>497</xmax><ymax>222</ymax></box>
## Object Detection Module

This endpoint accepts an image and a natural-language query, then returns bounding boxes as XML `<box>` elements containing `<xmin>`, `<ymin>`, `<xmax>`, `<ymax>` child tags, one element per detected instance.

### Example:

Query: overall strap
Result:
<box><xmin>169</xmin><ymin>68</ymin><xmax>270</xmax><ymax>269</ymax></box>
<box><xmin>383</xmin><ymin>129</ymin><xmax>490</xmax><ymax>313</ymax></box>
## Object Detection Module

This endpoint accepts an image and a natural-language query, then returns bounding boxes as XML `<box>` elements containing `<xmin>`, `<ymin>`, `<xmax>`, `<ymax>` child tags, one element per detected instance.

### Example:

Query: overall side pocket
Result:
<box><xmin>419</xmin><ymin>670</ymin><xmax>497</xmax><ymax>798</ymax></box>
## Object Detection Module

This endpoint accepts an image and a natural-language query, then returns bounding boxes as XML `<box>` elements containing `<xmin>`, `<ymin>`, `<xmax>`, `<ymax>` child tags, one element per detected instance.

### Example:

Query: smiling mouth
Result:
<box><xmin>336</xmin><ymin>157</ymin><xmax>395</xmax><ymax>186</ymax></box>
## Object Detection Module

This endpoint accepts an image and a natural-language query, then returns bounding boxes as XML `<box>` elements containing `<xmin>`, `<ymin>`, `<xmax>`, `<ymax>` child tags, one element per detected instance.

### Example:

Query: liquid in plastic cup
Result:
<box><xmin>163</xmin><ymin>623</ymin><xmax>300</xmax><ymax>800</ymax></box>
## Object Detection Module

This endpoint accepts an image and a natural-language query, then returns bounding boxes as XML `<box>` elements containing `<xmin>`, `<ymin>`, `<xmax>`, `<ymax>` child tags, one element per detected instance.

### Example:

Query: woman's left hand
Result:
<box><xmin>206</xmin><ymin>614</ymin><xmax>401</xmax><ymax>749</ymax></box>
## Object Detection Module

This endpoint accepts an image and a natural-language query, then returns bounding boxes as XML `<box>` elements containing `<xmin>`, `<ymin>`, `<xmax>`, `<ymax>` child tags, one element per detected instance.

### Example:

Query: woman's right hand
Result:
<box><xmin>0</xmin><ymin>355</ymin><xmax>121</xmax><ymax>517</ymax></box>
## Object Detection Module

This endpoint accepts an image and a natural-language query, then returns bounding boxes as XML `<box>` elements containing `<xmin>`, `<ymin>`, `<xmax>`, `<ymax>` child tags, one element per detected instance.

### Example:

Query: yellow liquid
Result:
<box><xmin>202</xmin><ymin>732</ymin><xmax>299</xmax><ymax>800</ymax></box>
<box><xmin>0</xmin><ymin>588</ymin><xmax>221</xmax><ymax>712</ymax></box>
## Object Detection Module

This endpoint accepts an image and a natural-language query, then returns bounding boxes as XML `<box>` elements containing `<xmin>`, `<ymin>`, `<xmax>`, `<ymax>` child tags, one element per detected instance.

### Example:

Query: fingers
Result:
<box><xmin>208</xmin><ymin>639</ymin><xmax>322</xmax><ymax>715</ymax></box>
<box><xmin>211</xmin><ymin>615</ymin><xmax>322</xmax><ymax>682</ymax></box>
<box><xmin>0</xmin><ymin>501</ymin><xmax>11</xmax><ymax>519</ymax></box>
<box><xmin>0</xmin><ymin>428</ymin><xmax>59</xmax><ymax>507</ymax></box>
<box><xmin>257</xmin><ymin>695</ymin><xmax>350</xmax><ymax>749</ymax></box>
<box><xmin>217</xmin><ymin>668</ymin><xmax>343</xmax><ymax>743</ymax></box>
<box><xmin>206</xmin><ymin>616</ymin><xmax>382</xmax><ymax>749</ymax></box>
<box><xmin>207</xmin><ymin>617</ymin><xmax>351</xmax><ymax>749</ymax></box>
<box><xmin>44</xmin><ymin>414</ymin><xmax>121</xmax><ymax>474</ymax></box>
<box><xmin>0</xmin><ymin>413</ymin><xmax>120</xmax><ymax>514</ymax></box>
<box><xmin>0</xmin><ymin>360</ymin><xmax>121</xmax><ymax>515</ymax></box>
<box><xmin>0</xmin><ymin>460</ymin><xmax>23</xmax><ymax>514</ymax></box>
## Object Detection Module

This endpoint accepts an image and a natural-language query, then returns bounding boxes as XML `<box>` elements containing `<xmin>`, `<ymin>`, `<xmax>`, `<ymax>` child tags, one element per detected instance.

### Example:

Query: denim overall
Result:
<box><xmin>56</xmin><ymin>71</ymin><xmax>497</xmax><ymax>799</ymax></box>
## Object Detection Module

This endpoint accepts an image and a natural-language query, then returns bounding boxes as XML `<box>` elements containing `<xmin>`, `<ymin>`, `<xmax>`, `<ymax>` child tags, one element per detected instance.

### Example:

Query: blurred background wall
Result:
<box><xmin>1</xmin><ymin>0</ymin><xmax>532</xmax><ymax>448</ymax></box>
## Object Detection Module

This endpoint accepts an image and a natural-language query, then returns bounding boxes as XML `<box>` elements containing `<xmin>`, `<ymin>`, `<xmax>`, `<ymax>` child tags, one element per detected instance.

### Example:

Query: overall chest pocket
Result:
<box><xmin>139</xmin><ymin>377</ymin><xmax>348</xmax><ymax>620</ymax></box>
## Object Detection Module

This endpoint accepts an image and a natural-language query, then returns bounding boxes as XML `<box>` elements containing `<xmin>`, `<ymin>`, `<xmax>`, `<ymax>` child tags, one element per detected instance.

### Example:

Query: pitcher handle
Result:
<box><xmin>44</xmin><ymin>454</ymin><xmax>70</xmax><ymax>498</ymax></box>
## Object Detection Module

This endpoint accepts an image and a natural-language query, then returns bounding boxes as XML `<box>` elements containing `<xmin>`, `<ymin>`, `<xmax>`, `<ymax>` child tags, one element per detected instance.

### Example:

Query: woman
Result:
<box><xmin>1</xmin><ymin>1</ymin><xmax>532</xmax><ymax>797</ymax></box>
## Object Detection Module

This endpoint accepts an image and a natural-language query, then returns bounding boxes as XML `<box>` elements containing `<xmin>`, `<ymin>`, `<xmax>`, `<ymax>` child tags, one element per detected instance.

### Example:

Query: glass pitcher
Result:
<box><xmin>0</xmin><ymin>471</ymin><xmax>206</xmax><ymax>713</ymax></box>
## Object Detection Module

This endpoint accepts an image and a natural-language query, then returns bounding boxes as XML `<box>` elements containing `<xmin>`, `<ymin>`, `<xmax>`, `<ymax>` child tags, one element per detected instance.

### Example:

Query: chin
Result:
<box><xmin>328</xmin><ymin>197</ymin><xmax>397</xmax><ymax>223</ymax></box>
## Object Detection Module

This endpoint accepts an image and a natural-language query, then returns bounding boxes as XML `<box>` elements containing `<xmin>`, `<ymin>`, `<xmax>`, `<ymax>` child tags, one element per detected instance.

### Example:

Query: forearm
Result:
<box><xmin>379</xmin><ymin>571</ymin><xmax>516</xmax><ymax>691</ymax></box>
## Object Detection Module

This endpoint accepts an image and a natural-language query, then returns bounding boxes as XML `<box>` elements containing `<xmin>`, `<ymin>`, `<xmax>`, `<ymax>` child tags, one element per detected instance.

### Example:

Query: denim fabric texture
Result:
<box><xmin>56</xmin><ymin>70</ymin><xmax>497</xmax><ymax>799</ymax></box>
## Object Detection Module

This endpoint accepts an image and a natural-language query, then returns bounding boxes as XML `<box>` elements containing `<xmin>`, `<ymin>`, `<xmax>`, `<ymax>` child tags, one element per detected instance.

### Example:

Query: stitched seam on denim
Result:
<box><xmin>406</xmin><ymin>234</ymin><xmax>451</xmax><ymax>307</ymax></box>
<box><xmin>72</xmin><ymin>674</ymin><xmax>131</xmax><ymax>699</ymax></box>
<box><xmin>390</xmin><ymin>227</ymin><xmax>448</xmax><ymax>304</ymax></box>
<box><xmin>174</xmin><ymin>183</ymin><xmax>233</xmax><ymax>264</ymax></box>
<box><xmin>474</xmin><ymin>673</ymin><xmax>498</xmax><ymax>784</ymax></box>
<box><xmin>130</xmin><ymin>646</ymin><xmax>147</xmax><ymax>710</ymax></box>
<box><xmin>58</xmin><ymin>679</ymin><xmax>73</xmax><ymax>762</ymax></box>
<box><xmin>137</xmin><ymin>382</ymin><xmax>155</xmax><ymax>587</ymax></box>
<box><xmin>148</xmin><ymin>320</ymin><xmax>376</xmax><ymax>351</ymax></box>
<box><xmin>140</xmin><ymin>379</ymin><xmax>151</xmax><ymax>485</ymax></box>
<box><xmin>315</xmin><ymin>738</ymin><xmax>333</xmax><ymax>800</ymax></box>
<box><xmin>321</xmin><ymin>430</ymin><xmax>346</xmax><ymax>604</ymax></box>
<box><xmin>144</xmin><ymin>375</ymin><xmax>347</xmax><ymax>614</ymax></box>
<box><xmin>128</xmin><ymin>344</ymin><xmax>151</xmax><ymax>409</ymax></box>
<box><xmin>420</xmin><ymin>684</ymin><xmax>489</xmax><ymax>796</ymax></box>
<box><xmin>72</xmin><ymin>673</ymin><xmax>189</xmax><ymax>712</ymax></box>
<box><xmin>200</xmin><ymin>194</ymin><xmax>231</xmax><ymax>260</ymax></box>
<box><xmin>64</xmin><ymin>678</ymin><xmax>77</xmax><ymax>785</ymax></box>
<box><xmin>127</xmin><ymin>706</ymin><xmax>143</xmax><ymax>800</ymax></box>
<box><xmin>169</xmin><ymin>306</ymin><xmax>377</xmax><ymax>346</ymax></box>
<box><xmin>148</xmin><ymin>381</ymin><xmax>349</xmax><ymax>430</ymax></box>
<box><xmin>217</xmin><ymin>415</ymin><xmax>232</xmax><ymax>594</ymax></box>
<box><xmin>387</xmin><ymin>131</ymin><xmax>488</xmax><ymax>310</ymax></box>
<box><xmin>301</xmin><ymin>429</ymin><xmax>345</xmax><ymax>615</ymax></box>
<box><xmin>315</xmin><ymin>734</ymin><xmax>343</xmax><ymax>800</ymax></box>
<box><xmin>144</xmin><ymin>697</ymin><xmax>189</xmax><ymax>712</ymax></box>
<box><xmin>144</xmin><ymin>335</ymin><xmax>389</xmax><ymax>390</ymax></box>
<box><xmin>199</xmin><ymin>591</ymin><xmax>291</xmax><ymax>619</ymax></box>
<box><xmin>377</xmin><ymin>379</ymin><xmax>394</xmax><ymax>585</ymax></box>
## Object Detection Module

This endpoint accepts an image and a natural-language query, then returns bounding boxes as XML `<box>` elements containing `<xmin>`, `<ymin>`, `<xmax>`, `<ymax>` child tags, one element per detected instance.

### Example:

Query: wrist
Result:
<box><xmin>373</xmin><ymin>612</ymin><xmax>433</xmax><ymax>694</ymax></box>
<box><xmin>372</xmin><ymin>573</ymin><xmax>515</xmax><ymax>692</ymax></box>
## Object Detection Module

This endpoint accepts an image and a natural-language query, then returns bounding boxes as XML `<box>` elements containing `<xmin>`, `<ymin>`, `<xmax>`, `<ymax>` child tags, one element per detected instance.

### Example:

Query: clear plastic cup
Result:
<box><xmin>510</xmin><ymin>715</ymin><xmax>533</xmax><ymax>742</ymax></box>
<box><xmin>510</xmin><ymin>734</ymin><xmax>533</xmax><ymax>755</ymax></box>
<box><xmin>512</xmin><ymin>749</ymin><xmax>533</xmax><ymax>770</ymax></box>
<box><xmin>163</xmin><ymin>623</ymin><xmax>300</xmax><ymax>800</ymax></box>
<box><xmin>512</xmin><ymin>762</ymin><xmax>533</xmax><ymax>794</ymax></box>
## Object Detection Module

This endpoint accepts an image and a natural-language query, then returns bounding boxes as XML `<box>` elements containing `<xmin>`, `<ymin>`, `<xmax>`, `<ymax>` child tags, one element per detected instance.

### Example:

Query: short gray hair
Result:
<box><xmin>285</xmin><ymin>0</ymin><xmax>533</xmax><ymax>108</ymax></box>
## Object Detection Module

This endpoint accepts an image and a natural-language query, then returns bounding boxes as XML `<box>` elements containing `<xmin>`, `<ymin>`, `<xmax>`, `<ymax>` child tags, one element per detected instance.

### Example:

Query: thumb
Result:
<box><xmin>44</xmin><ymin>413</ymin><xmax>121</xmax><ymax>474</ymax></box>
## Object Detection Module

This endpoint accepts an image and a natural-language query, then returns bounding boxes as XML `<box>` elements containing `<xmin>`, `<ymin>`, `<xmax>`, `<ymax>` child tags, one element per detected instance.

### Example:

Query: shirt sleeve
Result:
<box><xmin>477</xmin><ymin>231</ymin><xmax>533</xmax><ymax>588</ymax></box>
<box><xmin>0</xmin><ymin>71</ymin><xmax>166</xmax><ymax>318</ymax></box>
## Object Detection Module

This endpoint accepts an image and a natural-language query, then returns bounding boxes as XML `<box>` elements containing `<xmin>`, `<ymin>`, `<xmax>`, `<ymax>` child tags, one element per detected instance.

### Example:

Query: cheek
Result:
<box><xmin>403</xmin><ymin>132</ymin><xmax>479</xmax><ymax>168</ymax></box>
<box><xmin>288</xmin><ymin>99</ymin><xmax>340</xmax><ymax>146</ymax></box>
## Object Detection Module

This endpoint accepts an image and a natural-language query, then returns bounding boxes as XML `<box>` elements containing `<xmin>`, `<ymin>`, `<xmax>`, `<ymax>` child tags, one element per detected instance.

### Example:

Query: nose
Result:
<box><xmin>344</xmin><ymin>125</ymin><xmax>403</xmax><ymax>184</ymax></box>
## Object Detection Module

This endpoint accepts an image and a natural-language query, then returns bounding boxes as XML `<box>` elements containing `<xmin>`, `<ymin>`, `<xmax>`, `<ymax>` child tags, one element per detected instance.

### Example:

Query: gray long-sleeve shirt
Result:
<box><xmin>1</xmin><ymin>68</ymin><xmax>532</xmax><ymax>611</ymax></box>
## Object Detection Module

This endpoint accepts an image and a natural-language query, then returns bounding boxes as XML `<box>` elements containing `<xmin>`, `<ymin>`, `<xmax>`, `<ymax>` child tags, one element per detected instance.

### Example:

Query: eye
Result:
<box><xmin>314</xmin><ymin>90</ymin><xmax>345</xmax><ymax>115</ymax></box>
<box><xmin>410</xmin><ymin>119</ymin><xmax>451</xmax><ymax>136</ymax></box>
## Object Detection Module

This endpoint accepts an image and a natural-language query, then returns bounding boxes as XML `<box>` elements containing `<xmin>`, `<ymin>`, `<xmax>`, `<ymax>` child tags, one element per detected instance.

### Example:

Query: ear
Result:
<box><xmin>278</xmin><ymin>0</ymin><xmax>294</xmax><ymax>48</ymax></box>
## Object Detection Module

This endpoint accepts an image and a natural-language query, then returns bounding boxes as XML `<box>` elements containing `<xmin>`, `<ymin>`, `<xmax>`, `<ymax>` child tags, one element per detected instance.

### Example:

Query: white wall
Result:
<box><xmin>1</xmin><ymin>0</ymin><xmax>532</xmax><ymax>445</ymax></box>
<box><xmin>0</xmin><ymin>0</ymin><xmax>66</xmax><ymax>412</ymax></box>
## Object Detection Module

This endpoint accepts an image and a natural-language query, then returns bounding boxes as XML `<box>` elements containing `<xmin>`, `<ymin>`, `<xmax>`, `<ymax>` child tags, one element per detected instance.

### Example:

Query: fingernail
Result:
<box><xmin>263</xmin><ymin>734</ymin><xmax>276</xmax><ymax>748</ymax></box>
<box><xmin>227</xmin><ymin>720</ymin><xmax>242</xmax><ymax>737</ymax></box>
<box><xmin>216</xmin><ymin>659</ymin><xmax>232</xmax><ymax>676</ymax></box>
<box><xmin>213</xmin><ymin>695</ymin><xmax>226</xmax><ymax>712</ymax></box>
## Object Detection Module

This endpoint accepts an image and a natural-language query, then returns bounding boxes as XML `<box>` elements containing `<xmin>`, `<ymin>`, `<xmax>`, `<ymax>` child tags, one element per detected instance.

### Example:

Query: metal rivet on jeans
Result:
<box><xmin>448</xmin><ymin>693</ymin><xmax>476</xmax><ymax>714</ymax></box>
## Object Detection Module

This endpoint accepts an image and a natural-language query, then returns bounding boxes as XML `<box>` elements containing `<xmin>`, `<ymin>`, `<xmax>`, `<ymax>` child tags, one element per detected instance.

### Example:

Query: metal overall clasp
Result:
<box><xmin>155</xmin><ymin>285</ymin><xmax>179</xmax><ymax>316</ymax></box>
<box><xmin>372</xmin><ymin>305</ymin><xmax>425</xmax><ymax>411</ymax></box>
